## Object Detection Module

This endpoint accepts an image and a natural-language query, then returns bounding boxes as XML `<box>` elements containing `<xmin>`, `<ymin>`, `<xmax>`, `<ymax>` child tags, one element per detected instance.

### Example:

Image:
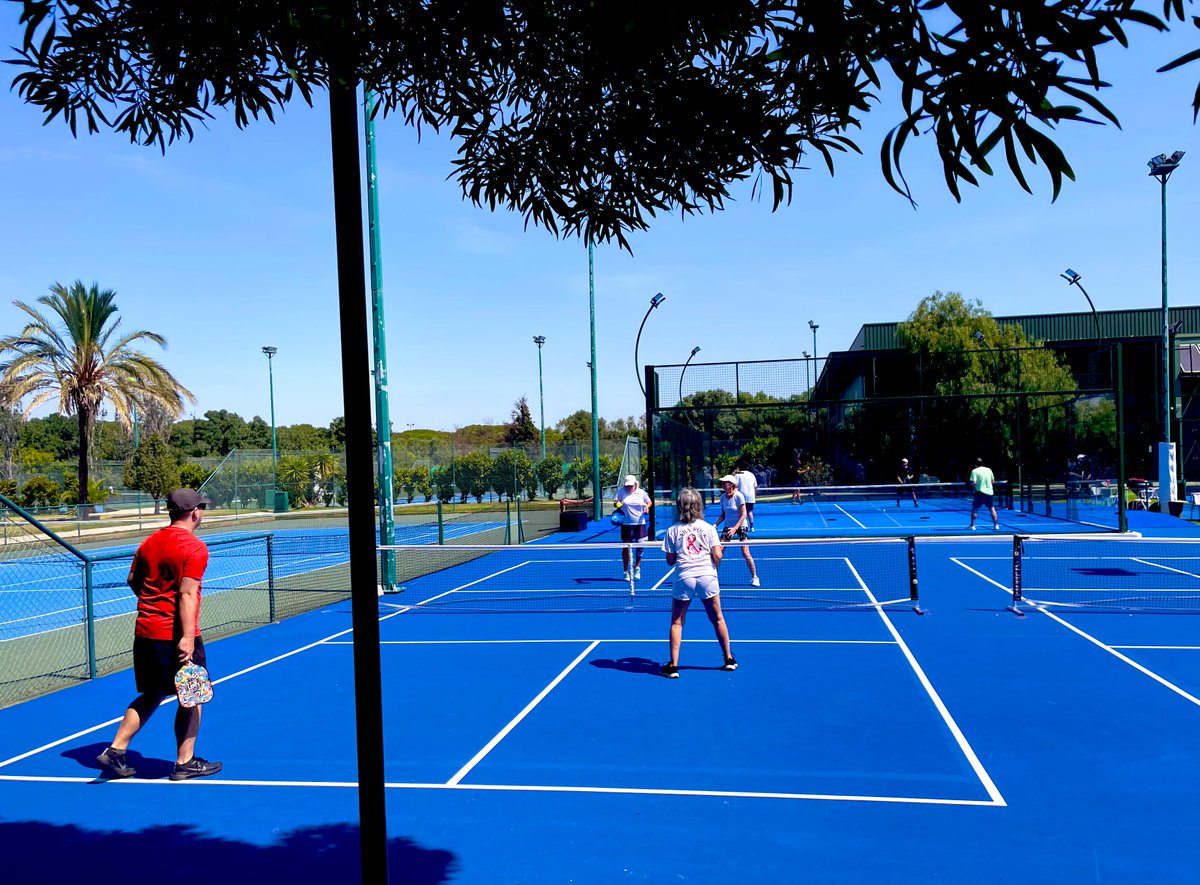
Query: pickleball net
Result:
<box><xmin>720</xmin><ymin>481</ymin><xmax>1014</xmax><ymax>513</ymax></box>
<box><xmin>378</xmin><ymin>536</ymin><xmax>920</xmax><ymax>613</ymax></box>
<box><xmin>1013</xmin><ymin>534</ymin><xmax>1200</xmax><ymax>613</ymax></box>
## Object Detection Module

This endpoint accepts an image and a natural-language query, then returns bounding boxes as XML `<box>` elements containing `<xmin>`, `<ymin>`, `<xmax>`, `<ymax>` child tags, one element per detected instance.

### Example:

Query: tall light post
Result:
<box><xmin>679</xmin><ymin>345</ymin><xmax>700</xmax><ymax>405</ymax></box>
<box><xmin>802</xmin><ymin>351</ymin><xmax>811</xmax><ymax>393</ymax></box>
<box><xmin>635</xmin><ymin>292</ymin><xmax>667</xmax><ymax>396</ymax></box>
<box><xmin>533</xmin><ymin>335</ymin><xmax>547</xmax><ymax>460</ymax></box>
<box><xmin>262</xmin><ymin>346</ymin><xmax>278</xmax><ymax>500</ymax></box>
<box><xmin>808</xmin><ymin>319</ymin><xmax>819</xmax><ymax>358</ymax></box>
<box><xmin>1148</xmin><ymin>150</ymin><xmax>1185</xmax><ymax>502</ymax></box>
<box><xmin>1059</xmin><ymin>269</ymin><xmax>1102</xmax><ymax>345</ymax></box>
<box><xmin>588</xmin><ymin>240</ymin><xmax>601</xmax><ymax>519</ymax></box>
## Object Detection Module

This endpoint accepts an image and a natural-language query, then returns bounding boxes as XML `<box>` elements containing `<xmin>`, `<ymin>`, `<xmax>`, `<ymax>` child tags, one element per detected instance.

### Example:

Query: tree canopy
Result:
<box><xmin>9</xmin><ymin>2</ymin><xmax>1199</xmax><ymax>248</ymax></box>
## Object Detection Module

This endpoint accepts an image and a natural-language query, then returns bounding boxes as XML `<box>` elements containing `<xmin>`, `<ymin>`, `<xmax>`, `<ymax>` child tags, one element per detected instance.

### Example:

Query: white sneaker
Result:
<box><xmin>751</xmin><ymin>576</ymin><xmax>760</xmax><ymax>587</ymax></box>
<box><xmin>634</xmin><ymin>566</ymin><xmax>641</xmax><ymax>579</ymax></box>
<box><xmin>969</xmin><ymin>525</ymin><xmax>976</xmax><ymax>531</ymax></box>
<box><xmin>622</xmin><ymin>571</ymin><xmax>630</xmax><ymax>581</ymax></box>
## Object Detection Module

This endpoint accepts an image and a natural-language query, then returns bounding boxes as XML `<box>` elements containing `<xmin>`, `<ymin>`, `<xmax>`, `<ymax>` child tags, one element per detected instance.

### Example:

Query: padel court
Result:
<box><xmin>2</xmin><ymin>525</ymin><xmax>1199</xmax><ymax>883</ymax></box>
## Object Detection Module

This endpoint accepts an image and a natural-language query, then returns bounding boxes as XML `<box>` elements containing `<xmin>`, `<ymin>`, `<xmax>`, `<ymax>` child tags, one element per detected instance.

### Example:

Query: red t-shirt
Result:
<box><xmin>130</xmin><ymin>525</ymin><xmax>209</xmax><ymax>640</ymax></box>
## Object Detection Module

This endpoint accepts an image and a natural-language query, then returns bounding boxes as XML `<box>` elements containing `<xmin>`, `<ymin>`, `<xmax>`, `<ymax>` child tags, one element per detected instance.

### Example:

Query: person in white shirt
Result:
<box><xmin>613</xmin><ymin>474</ymin><xmax>653</xmax><ymax>580</ymax></box>
<box><xmin>734</xmin><ymin>461</ymin><xmax>759</xmax><ymax>533</ymax></box>
<box><xmin>659</xmin><ymin>487</ymin><xmax>737</xmax><ymax>678</ymax></box>
<box><xmin>714</xmin><ymin>475</ymin><xmax>759</xmax><ymax>587</ymax></box>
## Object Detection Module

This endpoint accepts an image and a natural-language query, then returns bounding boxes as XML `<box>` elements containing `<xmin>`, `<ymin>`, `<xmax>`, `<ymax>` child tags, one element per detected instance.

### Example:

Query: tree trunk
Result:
<box><xmin>77</xmin><ymin>408</ymin><xmax>90</xmax><ymax>513</ymax></box>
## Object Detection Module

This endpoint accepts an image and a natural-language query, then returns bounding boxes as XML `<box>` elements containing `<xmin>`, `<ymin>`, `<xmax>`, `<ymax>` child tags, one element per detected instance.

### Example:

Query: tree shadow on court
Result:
<box><xmin>589</xmin><ymin>657</ymin><xmax>663</xmax><ymax>676</ymax></box>
<box><xmin>0</xmin><ymin>820</ymin><xmax>457</xmax><ymax>884</ymax></box>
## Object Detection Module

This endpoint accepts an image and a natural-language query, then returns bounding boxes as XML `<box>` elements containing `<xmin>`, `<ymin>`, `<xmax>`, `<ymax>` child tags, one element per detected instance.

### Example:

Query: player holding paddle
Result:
<box><xmin>96</xmin><ymin>488</ymin><xmax>222</xmax><ymax>781</ymax></box>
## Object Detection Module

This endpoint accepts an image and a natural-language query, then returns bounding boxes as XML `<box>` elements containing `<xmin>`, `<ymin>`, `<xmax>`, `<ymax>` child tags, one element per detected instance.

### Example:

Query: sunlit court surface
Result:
<box><xmin>1</xmin><ymin>511</ymin><xmax>1199</xmax><ymax>883</ymax></box>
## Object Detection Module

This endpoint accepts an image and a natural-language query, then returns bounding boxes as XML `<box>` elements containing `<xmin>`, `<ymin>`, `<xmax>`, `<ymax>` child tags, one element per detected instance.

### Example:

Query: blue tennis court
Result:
<box><xmin>1</xmin><ymin>517</ymin><xmax>1199</xmax><ymax>882</ymax></box>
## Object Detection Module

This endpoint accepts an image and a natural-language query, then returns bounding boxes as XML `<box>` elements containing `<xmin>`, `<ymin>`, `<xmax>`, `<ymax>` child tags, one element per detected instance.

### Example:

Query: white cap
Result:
<box><xmin>1076</xmin><ymin>454</ymin><xmax>1086</xmax><ymax>460</ymax></box>
<box><xmin>719</xmin><ymin>474</ymin><xmax>737</xmax><ymax>485</ymax></box>
<box><xmin>901</xmin><ymin>458</ymin><xmax>908</xmax><ymax>463</ymax></box>
<box><xmin>624</xmin><ymin>474</ymin><xmax>637</xmax><ymax>486</ymax></box>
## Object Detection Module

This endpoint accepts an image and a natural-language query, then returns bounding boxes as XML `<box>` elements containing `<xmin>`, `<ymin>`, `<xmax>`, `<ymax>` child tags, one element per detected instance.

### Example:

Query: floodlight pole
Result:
<box><xmin>1059</xmin><ymin>269</ymin><xmax>1102</xmax><ymax>346</ymax></box>
<box><xmin>365</xmin><ymin>88</ymin><xmax>395</xmax><ymax>593</ymax></box>
<box><xmin>262</xmin><ymin>346</ymin><xmax>278</xmax><ymax>495</ymax></box>
<box><xmin>1148</xmin><ymin>150</ymin><xmax>1185</xmax><ymax>502</ymax></box>
<box><xmin>635</xmin><ymin>293</ymin><xmax>667</xmax><ymax>396</ymax></box>
<box><xmin>588</xmin><ymin>239</ymin><xmax>602</xmax><ymax>520</ymax></box>
<box><xmin>533</xmin><ymin>335</ymin><xmax>547</xmax><ymax>461</ymax></box>
<box><xmin>679</xmin><ymin>346</ymin><xmax>700</xmax><ymax>405</ymax></box>
<box><xmin>808</xmin><ymin>319</ymin><xmax>819</xmax><ymax>359</ymax></box>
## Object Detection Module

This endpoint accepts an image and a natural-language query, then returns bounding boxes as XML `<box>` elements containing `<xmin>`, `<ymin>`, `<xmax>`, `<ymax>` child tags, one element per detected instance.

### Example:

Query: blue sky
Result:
<box><xmin>1</xmin><ymin>14</ymin><xmax>1198</xmax><ymax>433</ymax></box>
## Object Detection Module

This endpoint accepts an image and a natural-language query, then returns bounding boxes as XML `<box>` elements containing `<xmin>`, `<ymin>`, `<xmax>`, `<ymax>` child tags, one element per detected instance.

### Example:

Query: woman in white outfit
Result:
<box><xmin>659</xmin><ymin>487</ymin><xmax>737</xmax><ymax>678</ymax></box>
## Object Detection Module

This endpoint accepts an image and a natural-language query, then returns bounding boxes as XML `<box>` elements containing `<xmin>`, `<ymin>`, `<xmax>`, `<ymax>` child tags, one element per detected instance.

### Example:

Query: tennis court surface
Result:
<box><xmin>2</xmin><ymin>515</ymin><xmax>1199</xmax><ymax>883</ymax></box>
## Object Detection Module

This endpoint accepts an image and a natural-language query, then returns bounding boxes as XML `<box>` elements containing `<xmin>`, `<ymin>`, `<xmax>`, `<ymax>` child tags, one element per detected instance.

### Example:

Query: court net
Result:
<box><xmin>1013</xmin><ymin>534</ymin><xmax>1200</xmax><ymax>613</ymax></box>
<box><xmin>728</xmin><ymin>481</ymin><xmax>1013</xmax><ymax>512</ymax></box>
<box><xmin>378</xmin><ymin>537</ymin><xmax>919</xmax><ymax>613</ymax></box>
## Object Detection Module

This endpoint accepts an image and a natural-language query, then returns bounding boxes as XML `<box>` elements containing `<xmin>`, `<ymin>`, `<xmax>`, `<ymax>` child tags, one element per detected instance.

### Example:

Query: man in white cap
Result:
<box><xmin>614</xmin><ymin>474</ymin><xmax>653</xmax><ymax>580</ymax></box>
<box><xmin>896</xmin><ymin>457</ymin><xmax>918</xmax><ymax>507</ymax></box>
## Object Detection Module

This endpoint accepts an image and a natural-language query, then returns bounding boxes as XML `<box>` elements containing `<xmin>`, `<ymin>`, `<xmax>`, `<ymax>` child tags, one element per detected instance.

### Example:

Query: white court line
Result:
<box><xmin>0</xmin><ymin>774</ymin><xmax>1000</xmax><ymax>805</ymax></box>
<box><xmin>323</xmin><ymin>638</ymin><xmax>897</xmax><ymax>646</ymax></box>
<box><xmin>0</xmin><ymin>626</ymin><xmax>357</xmax><ymax>770</ymax></box>
<box><xmin>950</xmin><ymin>558</ymin><xmax>1200</xmax><ymax>711</ymax></box>
<box><xmin>445</xmin><ymin>640</ymin><xmax>600</xmax><ymax>786</ymax></box>
<box><xmin>1112</xmin><ymin>645</ymin><xmax>1200</xmax><ymax>651</ymax></box>
<box><xmin>833</xmin><ymin>505</ymin><xmax>867</xmax><ymax>529</ymax></box>
<box><xmin>1131</xmin><ymin>557</ymin><xmax>1200</xmax><ymax>580</ymax></box>
<box><xmin>849</xmin><ymin>559</ymin><xmax>1006</xmax><ymax>807</ymax></box>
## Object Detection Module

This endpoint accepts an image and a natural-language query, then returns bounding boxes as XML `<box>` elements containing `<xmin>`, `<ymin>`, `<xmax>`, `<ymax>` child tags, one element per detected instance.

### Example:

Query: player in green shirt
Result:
<box><xmin>968</xmin><ymin>456</ymin><xmax>999</xmax><ymax>531</ymax></box>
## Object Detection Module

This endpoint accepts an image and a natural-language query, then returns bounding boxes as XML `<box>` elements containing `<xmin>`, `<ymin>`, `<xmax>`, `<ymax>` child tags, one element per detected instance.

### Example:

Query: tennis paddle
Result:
<box><xmin>174</xmin><ymin>661</ymin><xmax>214</xmax><ymax>708</ymax></box>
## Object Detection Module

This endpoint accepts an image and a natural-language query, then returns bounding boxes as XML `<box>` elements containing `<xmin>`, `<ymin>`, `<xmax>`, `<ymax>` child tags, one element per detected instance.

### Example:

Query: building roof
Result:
<box><xmin>850</xmin><ymin>306</ymin><xmax>1200</xmax><ymax>351</ymax></box>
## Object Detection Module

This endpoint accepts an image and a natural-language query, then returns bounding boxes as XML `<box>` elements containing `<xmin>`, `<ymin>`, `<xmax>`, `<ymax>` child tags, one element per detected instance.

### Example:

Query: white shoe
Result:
<box><xmin>622</xmin><ymin>571</ymin><xmax>630</xmax><ymax>581</ymax></box>
<box><xmin>969</xmin><ymin>525</ymin><xmax>976</xmax><ymax>531</ymax></box>
<box><xmin>634</xmin><ymin>566</ymin><xmax>641</xmax><ymax>579</ymax></box>
<box><xmin>751</xmin><ymin>576</ymin><xmax>760</xmax><ymax>587</ymax></box>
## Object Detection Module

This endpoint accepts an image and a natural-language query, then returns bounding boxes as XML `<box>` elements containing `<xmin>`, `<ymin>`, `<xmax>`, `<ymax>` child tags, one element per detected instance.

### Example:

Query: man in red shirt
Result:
<box><xmin>96</xmin><ymin>488</ymin><xmax>223</xmax><ymax>781</ymax></box>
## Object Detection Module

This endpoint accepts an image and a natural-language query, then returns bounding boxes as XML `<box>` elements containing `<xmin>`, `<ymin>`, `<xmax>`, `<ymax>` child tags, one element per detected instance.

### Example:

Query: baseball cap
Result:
<box><xmin>901</xmin><ymin>458</ymin><xmax>909</xmax><ymax>463</ymax></box>
<box><xmin>167</xmin><ymin>488</ymin><xmax>212</xmax><ymax>512</ymax></box>
<box><xmin>623</xmin><ymin>474</ymin><xmax>637</xmax><ymax>486</ymax></box>
<box><xmin>719</xmin><ymin>474</ymin><xmax>737</xmax><ymax>485</ymax></box>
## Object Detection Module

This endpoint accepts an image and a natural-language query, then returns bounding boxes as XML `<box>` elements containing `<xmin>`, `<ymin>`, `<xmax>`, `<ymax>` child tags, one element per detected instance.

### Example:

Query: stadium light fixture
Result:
<box><xmin>1059</xmin><ymin>269</ymin><xmax>1101</xmax><ymax>345</ymax></box>
<box><xmin>635</xmin><ymin>293</ymin><xmax>667</xmax><ymax>396</ymax></box>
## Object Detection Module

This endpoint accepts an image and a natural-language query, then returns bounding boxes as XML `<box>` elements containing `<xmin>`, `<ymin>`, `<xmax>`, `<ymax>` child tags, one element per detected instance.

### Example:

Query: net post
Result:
<box><xmin>436</xmin><ymin>499</ymin><xmax>445</xmax><ymax>544</ymax></box>
<box><xmin>1009</xmin><ymin>534</ymin><xmax>1026</xmax><ymax>617</ymax></box>
<box><xmin>505</xmin><ymin>500</ymin><xmax>512</xmax><ymax>545</ymax></box>
<box><xmin>517</xmin><ymin>497</ymin><xmax>525</xmax><ymax>543</ymax></box>
<box><xmin>906</xmin><ymin>536</ymin><xmax>924</xmax><ymax>614</ymax></box>
<box><xmin>84</xmin><ymin>560</ymin><xmax>97</xmax><ymax>678</ymax></box>
<box><xmin>267</xmin><ymin>534</ymin><xmax>277</xmax><ymax>623</ymax></box>
<box><xmin>1116</xmin><ymin>341</ymin><xmax>1128</xmax><ymax>533</ymax></box>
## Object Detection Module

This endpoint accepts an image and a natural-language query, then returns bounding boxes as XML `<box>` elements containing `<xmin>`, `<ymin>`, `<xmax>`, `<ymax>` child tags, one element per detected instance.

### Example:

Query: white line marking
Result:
<box><xmin>0</xmin><ymin>774</ymin><xmax>1002</xmax><ymax>805</ymax></box>
<box><xmin>949</xmin><ymin>559</ymin><xmax>1200</xmax><ymax>710</ymax></box>
<box><xmin>445</xmin><ymin>640</ymin><xmax>600</xmax><ymax>786</ymax></box>
<box><xmin>849</xmin><ymin>559</ymin><xmax>1006</xmax><ymax>806</ymax></box>
<box><xmin>833</xmin><ymin>505</ymin><xmax>867</xmax><ymax>529</ymax></box>
<box><xmin>1131</xmin><ymin>557</ymin><xmax>1200</xmax><ymax>580</ymax></box>
<box><xmin>1112</xmin><ymin>645</ymin><xmax>1200</xmax><ymax>651</ymax></box>
<box><xmin>322</xmin><ymin>638</ymin><xmax>897</xmax><ymax>646</ymax></box>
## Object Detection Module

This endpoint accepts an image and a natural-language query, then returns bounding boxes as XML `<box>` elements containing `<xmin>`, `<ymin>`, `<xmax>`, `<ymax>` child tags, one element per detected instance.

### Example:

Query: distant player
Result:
<box><xmin>897</xmin><ymin>457</ymin><xmax>918</xmax><ymax>507</ymax></box>
<box><xmin>968</xmin><ymin>457</ymin><xmax>1000</xmax><ymax>531</ymax></box>
<box><xmin>734</xmin><ymin>460</ymin><xmax>758</xmax><ymax>532</ymax></box>
<box><xmin>715</xmin><ymin>475</ymin><xmax>759</xmax><ymax>587</ymax></box>
<box><xmin>614</xmin><ymin>474</ymin><xmax>652</xmax><ymax>580</ymax></box>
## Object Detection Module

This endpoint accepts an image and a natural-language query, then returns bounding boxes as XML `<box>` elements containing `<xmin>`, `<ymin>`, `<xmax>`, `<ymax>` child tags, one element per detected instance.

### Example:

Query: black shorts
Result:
<box><xmin>620</xmin><ymin>524</ymin><xmax>648</xmax><ymax>543</ymax></box>
<box><xmin>972</xmin><ymin>491</ymin><xmax>993</xmax><ymax>511</ymax></box>
<box><xmin>744</xmin><ymin>502</ymin><xmax>755</xmax><ymax>513</ymax></box>
<box><xmin>133</xmin><ymin>636</ymin><xmax>207</xmax><ymax>696</ymax></box>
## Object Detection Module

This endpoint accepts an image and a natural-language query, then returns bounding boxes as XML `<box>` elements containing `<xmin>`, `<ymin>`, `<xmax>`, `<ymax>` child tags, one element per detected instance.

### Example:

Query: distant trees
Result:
<box><xmin>0</xmin><ymin>282</ymin><xmax>193</xmax><ymax>507</ymax></box>
<box><xmin>123</xmin><ymin>435</ymin><xmax>181</xmax><ymax>514</ymax></box>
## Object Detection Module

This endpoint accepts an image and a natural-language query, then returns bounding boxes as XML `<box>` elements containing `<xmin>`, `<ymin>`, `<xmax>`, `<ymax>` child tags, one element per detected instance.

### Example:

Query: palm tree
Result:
<box><xmin>0</xmin><ymin>281</ymin><xmax>194</xmax><ymax>510</ymax></box>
